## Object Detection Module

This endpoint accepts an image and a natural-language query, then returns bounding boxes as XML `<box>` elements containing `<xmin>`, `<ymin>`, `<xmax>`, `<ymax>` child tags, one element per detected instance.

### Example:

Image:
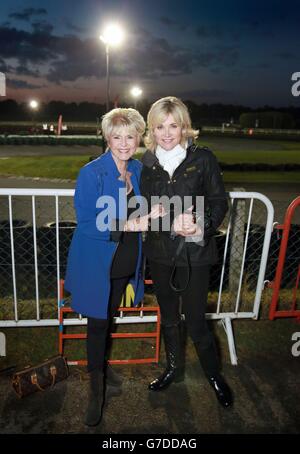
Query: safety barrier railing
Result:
<box><xmin>268</xmin><ymin>196</ymin><xmax>300</xmax><ymax>321</ymax></box>
<box><xmin>0</xmin><ymin>188</ymin><xmax>274</xmax><ymax>365</ymax></box>
<box><xmin>58</xmin><ymin>280</ymin><xmax>161</xmax><ymax>365</ymax></box>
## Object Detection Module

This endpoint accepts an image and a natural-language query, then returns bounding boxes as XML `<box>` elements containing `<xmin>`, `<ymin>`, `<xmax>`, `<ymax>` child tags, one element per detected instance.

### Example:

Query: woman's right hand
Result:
<box><xmin>124</xmin><ymin>215</ymin><xmax>149</xmax><ymax>232</ymax></box>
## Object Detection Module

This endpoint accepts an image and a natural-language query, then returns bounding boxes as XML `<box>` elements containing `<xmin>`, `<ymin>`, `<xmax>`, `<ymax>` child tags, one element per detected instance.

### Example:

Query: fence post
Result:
<box><xmin>0</xmin><ymin>332</ymin><xmax>6</xmax><ymax>356</ymax></box>
<box><xmin>221</xmin><ymin>318</ymin><xmax>238</xmax><ymax>365</ymax></box>
<box><xmin>229</xmin><ymin>188</ymin><xmax>246</xmax><ymax>293</ymax></box>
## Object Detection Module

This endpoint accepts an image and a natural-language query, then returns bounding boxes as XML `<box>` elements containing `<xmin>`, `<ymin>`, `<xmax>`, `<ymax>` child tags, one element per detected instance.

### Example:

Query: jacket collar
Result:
<box><xmin>141</xmin><ymin>144</ymin><xmax>197</xmax><ymax>169</ymax></box>
<box><xmin>141</xmin><ymin>150</ymin><xmax>158</xmax><ymax>168</ymax></box>
<box><xmin>101</xmin><ymin>149</ymin><xmax>137</xmax><ymax>177</ymax></box>
<box><xmin>99</xmin><ymin>150</ymin><xmax>140</xmax><ymax>195</ymax></box>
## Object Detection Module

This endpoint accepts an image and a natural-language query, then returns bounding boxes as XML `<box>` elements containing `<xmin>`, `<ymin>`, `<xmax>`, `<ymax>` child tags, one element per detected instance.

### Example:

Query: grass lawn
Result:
<box><xmin>223</xmin><ymin>171</ymin><xmax>300</xmax><ymax>183</ymax></box>
<box><xmin>0</xmin><ymin>156</ymin><xmax>88</xmax><ymax>180</ymax></box>
<box><xmin>197</xmin><ymin>137</ymin><xmax>300</xmax><ymax>164</ymax></box>
<box><xmin>0</xmin><ymin>155</ymin><xmax>299</xmax><ymax>183</ymax></box>
<box><xmin>0</xmin><ymin>135</ymin><xmax>299</xmax><ymax>182</ymax></box>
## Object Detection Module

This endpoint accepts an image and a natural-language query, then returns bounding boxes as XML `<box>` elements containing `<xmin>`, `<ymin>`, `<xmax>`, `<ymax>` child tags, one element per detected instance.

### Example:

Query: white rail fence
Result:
<box><xmin>0</xmin><ymin>189</ymin><xmax>274</xmax><ymax>365</ymax></box>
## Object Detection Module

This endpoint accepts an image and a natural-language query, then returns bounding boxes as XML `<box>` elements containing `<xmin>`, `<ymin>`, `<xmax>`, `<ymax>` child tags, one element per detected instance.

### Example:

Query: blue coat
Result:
<box><xmin>64</xmin><ymin>151</ymin><xmax>144</xmax><ymax>319</ymax></box>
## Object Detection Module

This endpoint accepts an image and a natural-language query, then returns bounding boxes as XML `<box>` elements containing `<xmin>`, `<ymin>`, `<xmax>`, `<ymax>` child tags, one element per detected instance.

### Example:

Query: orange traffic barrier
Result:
<box><xmin>268</xmin><ymin>196</ymin><xmax>300</xmax><ymax>321</ymax></box>
<box><xmin>58</xmin><ymin>280</ymin><xmax>161</xmax><ymax>365</ymax></box>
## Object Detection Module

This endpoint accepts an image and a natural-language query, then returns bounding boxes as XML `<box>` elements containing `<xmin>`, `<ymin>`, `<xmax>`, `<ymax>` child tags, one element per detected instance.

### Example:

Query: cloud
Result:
<box><xmin>63</xmin><ymin>19</ymin><xmax>88</xmax><ymax>34</ymax></box>
<box><xmin>0</xmin><ymin>25</ymin><xmax>56</xmax><ymax>62</ymax></box>
<box><xmin>178</xmin><ymin>88</ymin><xmax>232</xmax><ymax>99</ymax></box>
<box><xmin>6</xmin><ymin>77</ymin><xmax>43</xmax><ymax>89</ymax></box>
<box><xmin>9</xmin><ymin>8</ymin><xmax>47</xmax><ymax>22</ymax></box>
<box><xmin>196</xmin><ymin>24</ymin><xmax>224</xmax><ymax>40</ymax></box>
<box><xmin>14</xmin><ymin>65</ymin><xmax>41</xmax><ymax>77</ymax></box>
<box><xmin>0</xmin><ymin>23</ymin><xmax>240</xmax><ymax>85</ymax></box>
<box><xmin>113</xmin><ymin>29</ymin><xmax>239</xmax><ymax>80</ymax></box>
<box><xmin>31</xmin><ymin>21</ymin><xmax>54</xmax><ymax>35</ymax></box>
<box><xmin>159</xmin><ymin>16</ymin><xmax>187</xmax><ymax>32</ymax></box>
<box><xmin>0</xmin><ymin>58</ymin><xmax>10</xmax><ymax>73</ymax></box>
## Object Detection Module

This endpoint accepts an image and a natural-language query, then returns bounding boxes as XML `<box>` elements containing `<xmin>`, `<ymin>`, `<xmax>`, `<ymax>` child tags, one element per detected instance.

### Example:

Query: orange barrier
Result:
<box><xmin>58</xmin><ymin>280</ymin><xmax>161</xmax><ymax>365</ymax></box>
<box><xmin>268</xmin><ymin>196</ymin><xmax>300</xmax><ymax>321</ymax></box>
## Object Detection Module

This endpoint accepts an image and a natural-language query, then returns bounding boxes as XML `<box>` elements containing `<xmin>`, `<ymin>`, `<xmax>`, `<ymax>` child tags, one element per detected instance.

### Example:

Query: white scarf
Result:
<box><xmin>155</xmin><ymin>144</ymin><xmax>187</xmax><ymax>177</ymax></box>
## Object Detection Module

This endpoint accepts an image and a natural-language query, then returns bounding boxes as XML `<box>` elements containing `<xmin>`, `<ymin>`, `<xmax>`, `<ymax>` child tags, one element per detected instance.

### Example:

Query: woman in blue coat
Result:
<box><xmin>65</xmin><ymin>108</ymin><xmax>154</xmax><ymax>426</ymax></box>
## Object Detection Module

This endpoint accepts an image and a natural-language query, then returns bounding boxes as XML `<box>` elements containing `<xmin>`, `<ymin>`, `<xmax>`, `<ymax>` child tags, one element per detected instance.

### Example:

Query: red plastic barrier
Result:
<box><xmin>269</xmin><ymin>196</ymin><xmax>300</xmax><ymax>321</ymax></box>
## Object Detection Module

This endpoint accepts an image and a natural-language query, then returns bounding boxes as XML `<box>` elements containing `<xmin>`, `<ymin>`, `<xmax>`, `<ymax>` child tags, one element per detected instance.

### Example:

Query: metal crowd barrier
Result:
<box><xmin>0</xmin><ymin>188</ymin><xmax>275</xmax><ymax>365</ymax></box>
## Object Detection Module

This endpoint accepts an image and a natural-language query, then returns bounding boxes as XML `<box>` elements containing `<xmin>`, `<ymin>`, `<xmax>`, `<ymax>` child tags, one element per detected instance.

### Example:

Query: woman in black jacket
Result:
<box><xmin>140</xmin><ymin>96</ymin><xmax>233</xmax><ymax>408</ymax></box>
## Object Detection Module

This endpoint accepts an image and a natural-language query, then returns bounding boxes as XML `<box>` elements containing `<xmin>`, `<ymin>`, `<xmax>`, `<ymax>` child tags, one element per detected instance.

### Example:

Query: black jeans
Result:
<box><xmin>148</xmin><ymin>261</ymin><xmax>212</xmax><ymax>341</ymax></box>
<box><xmin>87</xmin><ymin>277</ymin><xmax>129</xmax><ymax>373</ymax></box>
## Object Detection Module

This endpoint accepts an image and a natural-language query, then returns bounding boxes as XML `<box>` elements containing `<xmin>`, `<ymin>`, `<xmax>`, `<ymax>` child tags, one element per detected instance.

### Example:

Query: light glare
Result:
<box><xmin>100</xmin><ymin>23</ymin><xmax>124</xmax><ymax>46</ymax></box>
<box><xmin>131</xmin><ymin>86</ymin><xmax>142</xmax><ymax>98</ymax></box>
<box><xmin>29</xmin><ymin>99</ymin><xmax>39</xmax><ymax>110</ymax></box>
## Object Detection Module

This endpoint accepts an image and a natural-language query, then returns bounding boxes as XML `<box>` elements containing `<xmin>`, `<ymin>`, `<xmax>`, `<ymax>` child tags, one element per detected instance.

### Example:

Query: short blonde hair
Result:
<box><xmin>101</xmin><ymin>108</ymin><xmax>145</xmax><ymax>142</ymax></box>
<box><xmin>144</xmin><ymin>96</ymin><xmax>198</xmax><ymax>151</ymax></box>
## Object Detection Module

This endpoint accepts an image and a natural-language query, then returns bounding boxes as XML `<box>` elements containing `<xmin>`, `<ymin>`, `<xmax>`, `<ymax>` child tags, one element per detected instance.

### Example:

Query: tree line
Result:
<box><xmin>0</xmin><ymin>98</ymin><xmax>299</xmax><ymax>129</ymax></box>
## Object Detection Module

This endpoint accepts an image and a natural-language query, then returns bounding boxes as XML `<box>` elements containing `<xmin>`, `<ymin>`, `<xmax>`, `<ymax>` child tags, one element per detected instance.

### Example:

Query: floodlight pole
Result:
<box><xmin>105</xmin><ymin>44</ymin><xmax>110</xmax><ymax>112</ymax></box>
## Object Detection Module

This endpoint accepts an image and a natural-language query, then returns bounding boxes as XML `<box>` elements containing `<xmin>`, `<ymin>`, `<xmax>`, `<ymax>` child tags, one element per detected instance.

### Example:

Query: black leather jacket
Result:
<box><xmin>140</xmin><ymin>144</ymin><xmax>228</xmax><ymax>266</ymax></box>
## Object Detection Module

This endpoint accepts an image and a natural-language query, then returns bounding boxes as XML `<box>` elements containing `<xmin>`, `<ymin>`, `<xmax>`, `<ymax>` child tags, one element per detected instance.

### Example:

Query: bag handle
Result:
<box><xmin>30</xmin><ymin>365</ymin><xmax>57</xmax><ymax>391</ymax></box>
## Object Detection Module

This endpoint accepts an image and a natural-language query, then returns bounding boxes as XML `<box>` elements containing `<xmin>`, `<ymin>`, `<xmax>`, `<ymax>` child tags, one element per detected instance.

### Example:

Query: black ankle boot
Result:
<box><xmin>149</xmin><ymin>323</ymin><xmax>184</xmax><ymax>391</ymax></box>
<box><xmin>194</xmin><ymin>340</ymin><xmax>233</xmax><ymax>408</ymax></box>
<box><xmin>206</xmin><ymin>374</ymin><xmax>233</xmax><ymax>408</ymax></box>
<box><xmin>84</xmin><ymin>370</ymin><xmax>104</xmax><ymax>426</ymax></box>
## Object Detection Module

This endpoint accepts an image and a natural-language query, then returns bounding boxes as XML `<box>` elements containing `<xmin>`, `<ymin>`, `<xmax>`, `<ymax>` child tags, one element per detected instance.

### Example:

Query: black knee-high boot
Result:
<box><xmin>84</xmin><ymin>369</ymin><xmax>104</xmax><ymax>426</ymax></box>
<box><xmin>194</xmin><ymin>340</ymin><xmax>233</xmax><ymax>408</ymax></box>
<box><xmin>85</xmin><ymin>318</ymin><xmax>107</xmax><ymax>426</ymax></box>
<box><xmin>149</xmin><ymin>323</ymin><xmax>184</xmax><ymax>391</ymax></box>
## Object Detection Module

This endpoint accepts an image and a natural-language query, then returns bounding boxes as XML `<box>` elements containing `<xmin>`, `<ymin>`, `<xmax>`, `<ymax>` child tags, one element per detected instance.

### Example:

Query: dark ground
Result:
<box><xmin>0</xmin><ymin>318</ymin><xmax>299</xmax><ymax>435</ymax></box>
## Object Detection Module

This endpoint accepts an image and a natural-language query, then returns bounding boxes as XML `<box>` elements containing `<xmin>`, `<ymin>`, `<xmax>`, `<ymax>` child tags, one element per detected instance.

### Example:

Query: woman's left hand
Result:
<box><xmin>149</xmin><ymin>203</ymin><xmax>167</xmax><ymax>219</ymax></box>
<box><xmin>173</xmin><ymin>207</ymin><xmax>195</xmax><ymax>236</ymax></box>
<box><xmin>173</xmin><ymin>207</ymin><xmax>203</xmax><ymax>238</ymax></box>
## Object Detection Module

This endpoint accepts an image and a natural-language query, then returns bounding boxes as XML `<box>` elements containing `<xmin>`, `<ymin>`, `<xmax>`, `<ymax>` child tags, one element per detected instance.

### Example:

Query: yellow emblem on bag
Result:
<box><xmin>120</xmin><ymin>283</ymin><xmax>135</xmax><ymax>308</ymax></box>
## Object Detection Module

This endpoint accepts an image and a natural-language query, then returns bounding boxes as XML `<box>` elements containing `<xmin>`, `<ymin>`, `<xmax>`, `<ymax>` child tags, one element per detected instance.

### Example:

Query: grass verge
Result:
<box><xmin>0</xmin><ymin>155</ymin><xmax>300</xmax><ymax>183</ymax></box>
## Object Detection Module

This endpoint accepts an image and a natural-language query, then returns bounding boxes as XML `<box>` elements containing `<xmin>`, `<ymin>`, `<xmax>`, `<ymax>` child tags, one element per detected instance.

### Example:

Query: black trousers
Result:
<box><xmin>148</xmin><ymin>260</ymin><xmax>219</xmax><ymax>375</ymax></box>
<box><xmin>87</xmin><ymin>277</ymin><xmax>129</xmax><ymax>373</ymax></box>
<box><xmin>148</xmin><ymin>261</ymin><xmax>212</xmax><ymax>342</ymax></box>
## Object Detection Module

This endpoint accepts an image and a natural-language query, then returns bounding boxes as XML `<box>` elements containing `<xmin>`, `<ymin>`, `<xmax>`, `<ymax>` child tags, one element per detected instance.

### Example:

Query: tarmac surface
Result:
<box><xmin>0</xmin><ymin>319</ymin><xmax>299</xmax><ymax>435</ymax></box>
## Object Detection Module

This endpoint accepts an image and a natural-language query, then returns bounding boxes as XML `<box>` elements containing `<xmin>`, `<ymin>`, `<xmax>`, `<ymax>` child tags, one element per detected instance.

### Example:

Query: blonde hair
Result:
<box><xmin>144</xmin><ymin>96</ymin><xmax>198</xmax><ymax>151</ymax></box>
<box><xmin>101</xmin><ymin>108</ymin><xmax>146</xmax><ymax>142</ymax></box>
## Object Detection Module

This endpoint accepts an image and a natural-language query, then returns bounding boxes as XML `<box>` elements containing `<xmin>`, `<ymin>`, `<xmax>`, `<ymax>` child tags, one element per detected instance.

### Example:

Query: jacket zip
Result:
<box><xmin>151</xmin><ymin>148</ymin><xmax>196</xmax><ymax>185</ymax></box>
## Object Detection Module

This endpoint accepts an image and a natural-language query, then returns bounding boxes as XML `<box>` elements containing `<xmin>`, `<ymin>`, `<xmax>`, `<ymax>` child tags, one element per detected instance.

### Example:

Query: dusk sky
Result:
<box><xmin>1</xmin><ymin>0</ymin><xmax>300</xmax><ymax>107</ymax></box>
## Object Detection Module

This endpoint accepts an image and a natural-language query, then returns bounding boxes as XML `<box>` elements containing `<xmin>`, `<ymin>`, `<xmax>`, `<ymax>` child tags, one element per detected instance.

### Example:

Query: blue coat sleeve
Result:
<box><xmin>74</xmin><ymin>165</ymin><xmax>110</xmax><ymax>240</ymax></box>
